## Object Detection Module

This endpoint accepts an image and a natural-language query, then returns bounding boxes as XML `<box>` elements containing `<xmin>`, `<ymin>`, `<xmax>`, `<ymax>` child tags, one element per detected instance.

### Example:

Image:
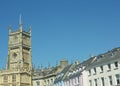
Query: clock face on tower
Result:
<box><xmin>10</xmin><ymin>52</ymin><xmax>18</xmax><ymax>67</ymax></box>
<box><xmin>13</xmin><ymin>52</ymin><xmax>17</xmax><ymax>58</ymax></box>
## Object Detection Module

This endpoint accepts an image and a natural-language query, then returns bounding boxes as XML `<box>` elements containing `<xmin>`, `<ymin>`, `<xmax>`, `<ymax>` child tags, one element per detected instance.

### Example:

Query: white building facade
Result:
<box><xmin>86</xmin><ymin>47</ymin><xmax>120</xmax><ymax>86</ymax></box>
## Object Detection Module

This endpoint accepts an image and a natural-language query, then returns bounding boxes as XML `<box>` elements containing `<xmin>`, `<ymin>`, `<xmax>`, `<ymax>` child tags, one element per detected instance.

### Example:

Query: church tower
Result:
<box><xmin>0</xmin><ymin>16</ymin><xmax>32</xmax><ymax>86</ymax></box>
<box><xmin>7</xmin><ymin>16</ymin><xmax>32</xmax><ymax>70</ymax></box>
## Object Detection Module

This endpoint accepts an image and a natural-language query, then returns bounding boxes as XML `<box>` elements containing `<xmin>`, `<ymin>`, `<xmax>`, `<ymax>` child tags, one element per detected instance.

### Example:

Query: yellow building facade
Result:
<box><xmin>0</xmin><ymin>18</ymin><xmax>32</xmax><ymax>86</ymax></box>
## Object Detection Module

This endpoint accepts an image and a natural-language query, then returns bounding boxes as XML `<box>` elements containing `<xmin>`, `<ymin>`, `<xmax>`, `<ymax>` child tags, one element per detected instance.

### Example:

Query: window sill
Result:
<box><xmin>88</xmin><ymin>75</ymin><xmax>91</xmax><ymax>76</ymax></box>
<box><xmin>107</xmin><ymin>69</ymin><xmax>111</xmax><ymax>72</ymax></box>
<box><xmin>116</xmin><ymin>83</ymin><xmax>120</xmax><ymax>86</ymax></box>
<box><xmin>114</xmin><ymin>67</ymin><xmax>118</xmax><ymax>70</ymax></box>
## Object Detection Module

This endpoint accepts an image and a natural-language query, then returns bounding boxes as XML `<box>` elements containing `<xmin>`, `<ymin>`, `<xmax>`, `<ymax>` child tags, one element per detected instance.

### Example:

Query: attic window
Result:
<box><xmin>98</xmin><ymin>55</ymin><xmax>103</xmax><ymax>59</ymax></box>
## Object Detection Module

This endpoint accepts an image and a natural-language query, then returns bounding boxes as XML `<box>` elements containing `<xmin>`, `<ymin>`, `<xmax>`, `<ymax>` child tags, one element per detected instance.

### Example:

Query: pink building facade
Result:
<box><xmin>64</xmin><ymin>57</ymin><xmax>95</xmax><ymax>86</ymax></box>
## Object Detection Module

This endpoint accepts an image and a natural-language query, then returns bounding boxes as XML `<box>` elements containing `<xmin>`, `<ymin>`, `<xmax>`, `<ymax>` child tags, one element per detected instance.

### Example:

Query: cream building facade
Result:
<box><xmin>0</xmin><ymin>18</ymin><xmax>32</xmax><ymax>86</ymax></box>
<box><xmin>32</xmin><ymin>60</ymin><xmax>68</xmax><ymax>86</ymax></box>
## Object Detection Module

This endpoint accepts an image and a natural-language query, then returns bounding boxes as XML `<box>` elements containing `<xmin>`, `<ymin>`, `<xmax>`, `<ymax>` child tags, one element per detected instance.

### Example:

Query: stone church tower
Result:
<box><xmin>0</xmin><ymin>16</ymin><xmax>32</xmax><ymax>86</ymax></box>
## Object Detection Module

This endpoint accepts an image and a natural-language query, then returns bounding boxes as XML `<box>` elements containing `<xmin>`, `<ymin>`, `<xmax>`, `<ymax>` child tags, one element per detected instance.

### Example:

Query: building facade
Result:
<box><xmin>0</xmin><ymin>18</ymin><xmax>32</xmax><ymax>86</ymax></box>
<box><xmin>32</xmin><ymin>68</ymin><xmax>54</xmax><ymax>86</ymax></box>
<box><xmin>32</xmin><ymin>60</ymin><xmax>68</xmax><ymax>86</ymax></box>
<box><xmin>86</xmin><ymin>47</ymin><xmax>120</xmax><ymax>86</ymax></box>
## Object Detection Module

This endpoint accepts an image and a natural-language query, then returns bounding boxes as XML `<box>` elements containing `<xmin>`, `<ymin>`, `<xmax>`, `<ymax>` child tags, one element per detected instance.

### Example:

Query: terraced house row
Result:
<box><xmin>0</xmin><ymin>18</ymin><xmax>120</xmax><ymax>86</ymax></box>
<box><xmin>33</xmin><ymin>47</ymin><xmax>120</xmax><ymax>86</ymax></box>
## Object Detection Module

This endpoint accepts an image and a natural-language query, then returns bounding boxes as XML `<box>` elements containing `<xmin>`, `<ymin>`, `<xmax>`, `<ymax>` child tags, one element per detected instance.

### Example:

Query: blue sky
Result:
<box><xmin>0</xmin><ymin>0</ymin><xmax>120</xmax><ymax>68</ymax></box>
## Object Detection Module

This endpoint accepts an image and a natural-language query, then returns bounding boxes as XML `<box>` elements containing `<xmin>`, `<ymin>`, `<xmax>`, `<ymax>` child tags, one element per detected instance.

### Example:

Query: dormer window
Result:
<box><xmin>111</xmin><ymin>52</ymin><xmax>114</xmax><ymax>56</ymax></box>
<box><xmin>79</xmin><ymin>68</ymin><xmax>81</xmax><ymax>71</ymax></box>
<box><xmin>73</xmin><ymin>71</ymin><xmax>75</xmax><ymax>74</ymax></box>
<box><xmin>76</xmin><ymin>69</ymin><xmax>79</xmax><ymax>72</ymax></box>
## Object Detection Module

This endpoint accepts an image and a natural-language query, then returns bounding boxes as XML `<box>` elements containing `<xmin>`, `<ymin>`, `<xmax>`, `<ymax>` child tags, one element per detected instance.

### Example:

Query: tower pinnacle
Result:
<box><xmin>8</xmin><ymin>25</ymin><xmax>12</xmax><ymax>34</ymax></box>
<box><xmin>19</xmin><ymin>14</ymin><xmax>22</xmax><ymax>31</ymax></box>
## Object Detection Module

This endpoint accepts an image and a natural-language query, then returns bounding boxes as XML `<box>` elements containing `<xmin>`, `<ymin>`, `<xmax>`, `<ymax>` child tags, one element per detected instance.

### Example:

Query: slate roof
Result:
<box><xmin>67</xmin><ymin>65</ymin><xmax>81</xmax><ymax>79</ymax></box>
<box><xmin>63</xmin><ymin>57</ymin><xmax>96</xmax><ymax>80</ymax></box>
<box><xmin>54</xmin><ymin>64</ymin><xmax>73</xmax><ymax>83</ymax></box>
<box><xmin>82</xmin><ymin>56</ymin><xmax>96</xmax><ymax>67</ymax></box>
<box><xmin>48</xmin><ymin>65</ymin><xmax>63</xmax><ymax>74</ymax></box>
<box><xmin>87</xmin><ymin>47</ymin><xmax>120</xmax><ymax>68</ymax></box>
<box><xmin>33</xmin><ymin>67</ymin><xmax>53</xmax><ymax>77</ymax></box>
